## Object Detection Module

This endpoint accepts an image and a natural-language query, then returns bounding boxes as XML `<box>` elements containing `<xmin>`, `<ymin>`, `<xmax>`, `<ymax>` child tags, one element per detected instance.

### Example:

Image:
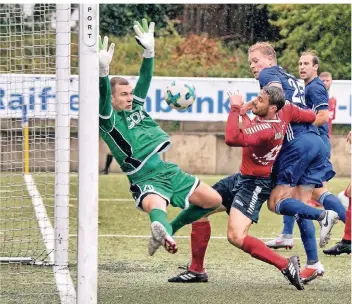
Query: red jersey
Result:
<box><xmin>225</xmin><ymin>104</ymin><xmax>316</xmax><ymax>177</ymax></box>
<box><xmin>328</xmin><ymin>97</ymin><xmax>337</xmax><ymax>138</ymax></box>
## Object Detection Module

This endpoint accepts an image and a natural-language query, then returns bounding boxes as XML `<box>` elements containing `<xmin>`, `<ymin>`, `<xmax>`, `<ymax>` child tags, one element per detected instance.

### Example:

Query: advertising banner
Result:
<box><xmin>0</xmin><ymin>74</ymin><xmax>350</xmax><ymax>123</ymax></box>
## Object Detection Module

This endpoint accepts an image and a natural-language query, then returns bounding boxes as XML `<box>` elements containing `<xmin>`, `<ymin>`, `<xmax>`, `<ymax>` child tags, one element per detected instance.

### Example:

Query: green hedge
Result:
<box><xmin>108</xmin><ymin>34</ymin><xmax>252</xmax><ymax>78</ymax></box>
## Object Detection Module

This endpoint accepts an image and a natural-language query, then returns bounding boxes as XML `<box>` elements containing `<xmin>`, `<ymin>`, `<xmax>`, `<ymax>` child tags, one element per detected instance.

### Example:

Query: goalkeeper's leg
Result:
<box><xmin>141</xmin><ymin>194</ymin><xmax>178</xmax><ymax>255</ymax></box>
<box><xmin>169</xmin><ymin>180</ymin><xmax>222</xmax><ymax>234</ymax></box>
<box><xmin>147</xmin><ymin>181</ymin><xmax>221</xmax><ymax>257</ymax></box>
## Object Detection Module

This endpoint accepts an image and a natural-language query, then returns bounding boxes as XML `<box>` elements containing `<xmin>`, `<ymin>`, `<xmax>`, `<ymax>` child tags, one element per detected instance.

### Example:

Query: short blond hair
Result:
<box><xmin>248</xmin><ymin>42</ymin><xmax>277</xmax><ymax>61</ymax></box>
<box><xmin>319</xmin><ymin>71</ymin><xmax>332</xmax><ymax>79</ymax></box>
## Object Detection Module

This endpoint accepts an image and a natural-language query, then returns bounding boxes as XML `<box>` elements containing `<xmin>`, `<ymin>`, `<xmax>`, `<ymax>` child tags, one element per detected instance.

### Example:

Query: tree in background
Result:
<box><xmin>182</xmin><ymin>4</ymin><xmax>279</xmax><ymax>46</ymax></box>
<box><xmin>99</xmin><ymin>4</ymin><xmax>279</xmax><ymax>46</ymax></box>
<box><xmin>268</xmin><ymin>4</ymin><xmax>351</xmax><ymax>80</ymax></box>
<box><xmin>99</xmin><ymin>4</ymin><xmax>183</xmax><ymax>37</ymax></box>
<box><xmin>98</xmin><ymin>4</ymin><xmax>279</xmax><ymax>78</ymax></box>
<box><xmin>98</xmin><ymin>4</ymin><xmax>351</xmax><ymax>80</ymax></box>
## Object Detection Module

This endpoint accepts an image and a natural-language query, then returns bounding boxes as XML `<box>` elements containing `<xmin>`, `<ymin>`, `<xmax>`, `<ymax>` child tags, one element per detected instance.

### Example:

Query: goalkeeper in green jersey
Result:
<box><xmin>98</xmin><ymin>19</ymin><xmax>222</xmax><ymax>256</ymax></box>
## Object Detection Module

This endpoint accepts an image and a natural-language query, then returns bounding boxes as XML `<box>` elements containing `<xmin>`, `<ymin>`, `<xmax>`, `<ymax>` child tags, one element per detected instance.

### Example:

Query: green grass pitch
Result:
<box><xmin>0</xmin><ymin>174</ymin><xmax>350</xmax><ymax>303</ymax></box>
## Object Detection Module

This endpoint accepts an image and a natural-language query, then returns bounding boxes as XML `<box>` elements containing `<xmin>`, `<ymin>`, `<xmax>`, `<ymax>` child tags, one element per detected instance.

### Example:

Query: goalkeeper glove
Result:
<box><xmin>133</xmin><ymin>18</ymin><xmax>155</xmax><ymax>58</ymax></box>
<box><xmin>98</xmin><ymin>35</ymin><xmax>115</xmax><ymax>77</ymax></box>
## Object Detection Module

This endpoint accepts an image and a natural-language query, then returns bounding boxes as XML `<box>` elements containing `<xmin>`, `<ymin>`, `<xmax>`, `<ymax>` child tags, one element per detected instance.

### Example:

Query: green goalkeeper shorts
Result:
<box><xmin>129</xmin><ymin>161</ymin><xmax>199</xmax><ymax>211</ymax></box>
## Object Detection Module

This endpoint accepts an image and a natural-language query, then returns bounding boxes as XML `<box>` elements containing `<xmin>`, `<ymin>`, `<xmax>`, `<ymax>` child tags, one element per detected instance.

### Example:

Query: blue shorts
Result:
<box><xmin>320</xmin><ymin>134</ymin><xmax>331</xmax><ymax>159</ymax></box>
<box><xmin>212</xmin><ymin>173</ymin><xmax>273</xmax><ymax>223</ymax></box>
<box><xmin>273</xmin><ymin>132</ymin><xmax>335</xmax><ymax>187</ymax></box>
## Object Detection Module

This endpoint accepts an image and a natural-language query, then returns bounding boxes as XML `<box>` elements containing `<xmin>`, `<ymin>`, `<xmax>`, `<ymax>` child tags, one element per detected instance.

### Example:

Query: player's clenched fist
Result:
<box><xmin>98</xmin><ymin>35</ymin><xmax>115</xmax><ymax>77</ymax></box>
<box><xmin>133</xmin><ymin>18</ymin><xmax>155</xmax><ymax>58</ymax></box>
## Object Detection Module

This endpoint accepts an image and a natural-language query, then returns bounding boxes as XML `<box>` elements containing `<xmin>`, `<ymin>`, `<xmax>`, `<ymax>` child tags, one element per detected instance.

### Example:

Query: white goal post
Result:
<box><xmin>0</xmin><ymin>4</ymin><xmax>99</xmax><ymax>303</ymax></box>
<box><xmin>77</xmin><ymin>4</ymin><xmax>99</xmax><ymax>304</ymax></box>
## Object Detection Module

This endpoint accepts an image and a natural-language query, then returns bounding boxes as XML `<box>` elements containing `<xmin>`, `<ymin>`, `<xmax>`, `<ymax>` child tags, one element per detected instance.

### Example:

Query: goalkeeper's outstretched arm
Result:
<box><xmin>98</xmin><ymin>36</ymin><xmax>115</xmax><ymax>121</ymax></box>
<box><xmin>133</xmin><ymin>19</ymin><xmax>155</xmax><ymax>101</ymax></box>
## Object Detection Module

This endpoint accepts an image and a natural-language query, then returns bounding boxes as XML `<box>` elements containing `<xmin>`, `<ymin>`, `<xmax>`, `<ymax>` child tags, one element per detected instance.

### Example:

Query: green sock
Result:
<box><xmin>149</xmin><ymin>209</ymin><xmax>173</xmax><ymax>236</ymax></box>
<box><xmin>170</xmin><ymin>204</ymin><xmax>217</xmax><ymax>235</ymax></box>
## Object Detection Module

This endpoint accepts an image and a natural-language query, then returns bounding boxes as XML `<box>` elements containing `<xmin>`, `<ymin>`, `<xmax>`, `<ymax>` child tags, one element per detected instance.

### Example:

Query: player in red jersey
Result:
<box><xmin>319</xmin><ymin>71</ymin><xmax>336</xmax><ymax>139</ymax></box>
<box><xmin>165</xmin><ymin>86</ymin><xmax>318</xmax><ymax>290</ymax></box>
<box><xmin>324</xmin><ymin>131</ymin><xmax>351</xmax><ymax>255</ymax></box>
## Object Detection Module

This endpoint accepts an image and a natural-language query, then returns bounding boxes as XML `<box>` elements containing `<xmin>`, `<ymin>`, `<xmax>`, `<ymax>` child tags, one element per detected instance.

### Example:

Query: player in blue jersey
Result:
<box><xmin>246</xmin><ymin>42</ymin><xmax>339</xmax><ymax>284</ymax></box>
<box><xmin>265</xmin><ymin>52</ymin><xmax>335</xmax><ymax>246</ymax></box>
<box><xmin>266</xmin><ymin>51</ymin><xmax>347</xmax><ymax>276</ymax></box>
<box><xmin>167</xmin><ymin>43</ymin><xmax>339</xmax><ymax>286</ymax></box>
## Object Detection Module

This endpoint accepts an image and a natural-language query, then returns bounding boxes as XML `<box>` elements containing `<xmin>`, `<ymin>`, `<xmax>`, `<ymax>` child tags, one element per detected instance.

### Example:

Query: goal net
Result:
<box><xmin>0</xmin><ymin>4</ymin><xmax>98</xmax><ymax>303</ymax></box>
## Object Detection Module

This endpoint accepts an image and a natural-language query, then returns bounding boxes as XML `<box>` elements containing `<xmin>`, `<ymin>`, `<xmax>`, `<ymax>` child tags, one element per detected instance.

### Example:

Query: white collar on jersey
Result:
<box><xmin>257</xmin><ymin>113</ymin><xmax>281</xmax><ymax>123</ymax></box>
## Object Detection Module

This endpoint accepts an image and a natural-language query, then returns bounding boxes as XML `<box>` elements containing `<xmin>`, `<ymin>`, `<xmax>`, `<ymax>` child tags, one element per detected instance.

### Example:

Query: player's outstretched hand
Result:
<box><xmin>98</xmin><ymin>35</ymin><xmax>115</xmax><ymax>77</ymax></box>
<box><xmin>347</xmin><ymin>131</ymin><xmax>351</xmax><ymax>144</ymax></box>
<box><xmin>227</xmin><ymin>89</ymin><xmax>244</xmax><ymax>108</ymax></box>
<box><xmin>133</xmin><ymin>18</ymin><xmax>155</xmax><ymax>58</ymax></box>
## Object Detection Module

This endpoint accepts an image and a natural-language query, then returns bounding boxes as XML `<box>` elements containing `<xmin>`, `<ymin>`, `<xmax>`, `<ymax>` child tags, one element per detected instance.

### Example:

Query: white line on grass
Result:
<box><xmin>24</xmin><ymin>174</ymin><xmax>55</xmax><ymax>262</ymax></box>
<box><xmin>100</xmin><ymin>198</ymin><xmax>134</xmax><ymax>202</ymax></box>
<box><xmin>46</xmin><ymin>197</ymin><xmax>134</xmax><ymax>202</ymax></box>
<box><xmin>24</xmin><ymin>174</ymin><xmax>76</xmax><ymax>304</ymax></box>
<box><xmin>68</xmin><ymin>234</ymin><xmax>340</xmax><ymax>241</ymax></box>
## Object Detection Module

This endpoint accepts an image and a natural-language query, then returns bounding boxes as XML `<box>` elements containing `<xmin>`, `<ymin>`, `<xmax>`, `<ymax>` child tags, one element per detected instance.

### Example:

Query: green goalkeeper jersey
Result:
<box><xmin>99</xmin><ymin>57</ymin><xmax>171</xmax><ymax>180</ymax></box>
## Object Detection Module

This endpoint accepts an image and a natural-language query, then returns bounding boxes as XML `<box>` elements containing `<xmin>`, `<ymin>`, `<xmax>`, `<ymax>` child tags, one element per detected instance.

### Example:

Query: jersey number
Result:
<box><xmin>109</xmin><ymin>128</ymin><xmax>142</xmax><ymax>168</ymax></box>
<box><xmin>261</xmin><ymin>145</ymin><xmax>282</xmax><ymax>161</ymax></box>
<box><xmin>288</xmin><ymin>78</ymin><xmax>305</xmax><ymax>106</ymax></box>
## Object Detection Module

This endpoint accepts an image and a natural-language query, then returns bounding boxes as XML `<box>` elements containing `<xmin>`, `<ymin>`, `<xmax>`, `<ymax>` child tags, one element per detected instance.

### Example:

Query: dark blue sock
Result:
<box><xmin>275</xmin><ymin>198</ymin><xmax>324</xmax><ymax>221</ymax></box>
<box><xmin>296</xmin><ymin>218</ymin><xmax>318</xmax><ymax>264</ymax></box>
<box><xmin>281</xmin><ymin>215</ymin><xmax>295</xmax><ymax>235</ymax></box>
<box><xmin>319</xmin><ymin>192</ymin><xmax>346</xmax><ymax>223</ymax></box>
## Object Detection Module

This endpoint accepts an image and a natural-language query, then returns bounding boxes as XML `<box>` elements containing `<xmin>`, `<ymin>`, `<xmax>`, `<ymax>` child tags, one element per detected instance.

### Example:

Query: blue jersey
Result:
<box><xmin>305</xmin><ymin>77</ymin><xmax>329</xmax><ymax>138</ymax></box>
<box><xmin>258</xmin><ymin>65</ymin><xmax>318</xmax><ymax>144</ymax></box>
